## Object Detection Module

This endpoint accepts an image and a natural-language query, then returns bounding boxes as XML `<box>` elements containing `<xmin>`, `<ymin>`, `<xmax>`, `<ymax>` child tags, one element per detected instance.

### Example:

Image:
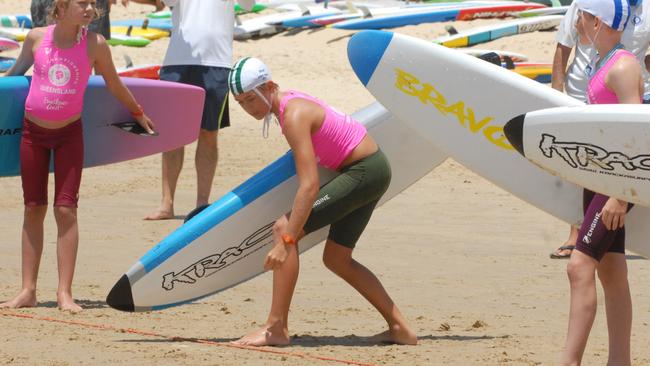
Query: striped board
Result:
<box><xmin>333</xmin><ymin>2</ymin><xmax>547</xmax><ymax>30</ymax></box>
<box><xmin>516</xmin><ymin>5</ymin><xmax>569</xmax><ymax>17</ymax></box>
<box><xmin>504</xmin><ymin>105</ymin><xmax>650</xmax><ymax>206</ymax></box>
<box><xmin>234</xmin><ymin>6</ymin><xmax>343</xmax><ymax>39</ymax></box>
<box><xmin>0</xmin><ymin>27</ymin><xmax>28</xmax><ymax>41</ymax></box>
<box><xmin>105</xmin><ymin>102</ymin><xmax>449</xmax><ymax>312</ymax></box>
<box><xmin>111</xmin><ymin>19</ymin><xmax>172</xmax><ymax>31</ymax></box>
<box><xmin>110</xmin><ymin>26</ymin><xmax>169</xmax><ymax>40</ymax></box>
<box><xmin>510</xmin><ymin>63</ymin><xmax>552</xmax><ymax>83</ymax></box>
<box><xmin>117</xmin><ymin>64</ymin><xmax>161</xmax><ymax>79</ymax></box>
<box><xmin>346</xmin><ymin>30</ymin><xmax>650</xmax><ymax>257</ymax></box>
<box><xmin>0</xmin><ymin>56</ymin><xmax>15</xmax><ymax>72</ymax></box>
<box><xmin>107</xmin><ymin>34</ymin><xmax>151</xmax><ymax>47</ymax></box>
<box><xmin>0</xmin><ymin>76</ymin><xmax>204</xmax><ymax>177</ymax></box>
<box><xmin>0</xmin><ymin>15</ymin><xmax>32</xmax><ymax>29</ymax></box>
<box><xmin>435</xmin><ymin>15</ymin><xmax>562</xmax><ymax>47</ymax></box>
<box><xmin>0</xmin><ymin>36</ymin><xmax>19</xmax><ymax>52</ymax></box>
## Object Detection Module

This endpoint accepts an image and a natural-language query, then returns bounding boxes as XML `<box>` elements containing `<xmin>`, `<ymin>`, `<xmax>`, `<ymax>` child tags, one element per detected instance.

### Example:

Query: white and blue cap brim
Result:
<box><xmin>576</xmin><ymin>0</ymin><xmax>631</xmax><ymax>31</ymax></box>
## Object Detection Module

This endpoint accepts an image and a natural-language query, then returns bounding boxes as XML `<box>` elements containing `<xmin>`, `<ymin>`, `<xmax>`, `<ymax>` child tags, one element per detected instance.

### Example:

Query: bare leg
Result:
<box><xmin>322</xmin><ymin>241</ymin><xmax>417</xmax><ymax>345</ymax></box>
<box><xmin>233</xmin><ymin>216</ymin><xmax>298</xmax><ymax>346</ymax></box>
<box><xmin>559</xmin><ymin>250</ymin><xmax>598</xmax><ymax>366</ymax></box>
<box><xmin>53</xmin><ymin>206</ymin><xmax>82</xmax><ymax>313</ymax></box>
<box><xmin>195</xmin><ymin>129</ymin><xmax>218</xmax><ymax>208</ymax></box>
<box><xmin>0</xmin><ymin>205</ymin><xmax>47</xmax><ymax>309</ymax></box>
<box><xmin>597</xmin><ymin>253</ymin><xmax>632</xmax><ymax>366</ymax></box>
<box><xmin>144</xmin><ymin>147</ymin><xmax>184</xmax><ymax>220</ymax></box>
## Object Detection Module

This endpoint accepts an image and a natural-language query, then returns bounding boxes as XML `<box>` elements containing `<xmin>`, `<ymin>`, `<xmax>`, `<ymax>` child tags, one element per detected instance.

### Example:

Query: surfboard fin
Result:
<box><xmin>235</xmin><ymin>15</ymin><xmax>242</xmax><ymax>26</ymax></box>
<box><xmin>445</xmin><ymin>25</ymin><xmax>458</xmax><ymax>35</ymax></box>
<box><xmin>477</xmin><ymin>52</ymin><xmax>501</xmax><ymax>66</ymax></box>
<box><xmin>111</xmin><ymin>121</ymin><xmax>159</xmax><ymax>136</ymax></box>
<box><xmin>142</xmin><ymin>18</ymin><xmax>150</xmax><ymax>29</ymax></box>
<box><xmin>502</xmin><ymin>56</ymin><xmax>515</xmax><ymax>70</ymax></box>
<box><xmin>358</xmin><ymin>5</ymin><xmax>372</xmax><ymax>18</ymax></box>
<box><xmin>126</xmin><ymin>25</ymin><xmax>133</xmax><ymax>36</ymax></box>
<box><xmin>123</xmin><ymin>54</ymin><xmax>134</xmax><ymax>68</ymax></box>
<box><xmin>299</xmin><ymin>4</ymin><xmax>311</xmax><ymax>15</ymax></box>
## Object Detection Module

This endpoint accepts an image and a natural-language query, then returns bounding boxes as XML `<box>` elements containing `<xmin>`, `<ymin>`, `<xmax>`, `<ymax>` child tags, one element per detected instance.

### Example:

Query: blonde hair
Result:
<box><xmin>47</xmin><ymin>0</ymin><xmax>102</xmax><ymax>25</ymax></box>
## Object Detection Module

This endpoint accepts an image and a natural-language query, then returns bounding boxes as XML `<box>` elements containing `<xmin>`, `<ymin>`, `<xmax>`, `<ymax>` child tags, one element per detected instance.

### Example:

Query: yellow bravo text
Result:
<box><xmin>394</xmin><ymin>67</ymin><xmax>513</xmax><ymax>150</ymax></box>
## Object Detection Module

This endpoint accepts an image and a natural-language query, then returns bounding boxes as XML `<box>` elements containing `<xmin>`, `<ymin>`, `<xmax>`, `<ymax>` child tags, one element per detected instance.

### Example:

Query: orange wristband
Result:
<box><xmin>130</xmin><ymin>104</ymin><xmax>144</xmax><ymax>117</ymax></box>
<box><xmin>281</xmin><ymin>234</ymin><xmax>296</xmax><ymax>245</ymax></box>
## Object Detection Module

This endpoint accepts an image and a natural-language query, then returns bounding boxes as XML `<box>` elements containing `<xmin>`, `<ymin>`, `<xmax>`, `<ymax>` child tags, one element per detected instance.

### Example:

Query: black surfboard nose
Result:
<box><xmin>106</xmin><ymin>274</ymin><xmax>135</xmax><ymax>312</ymax></box>
<box><xmin>504</xmin><ymin>114</ymin><xmax>526</xmax><ymax>157</ymax></box>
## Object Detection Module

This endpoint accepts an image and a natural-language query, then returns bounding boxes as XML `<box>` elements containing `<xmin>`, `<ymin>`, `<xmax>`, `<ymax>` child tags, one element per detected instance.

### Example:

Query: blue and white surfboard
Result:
<box><xmin>106</xmin><ymin>102</ymin><xmax>448</xmax><ymax>312</ymax></box>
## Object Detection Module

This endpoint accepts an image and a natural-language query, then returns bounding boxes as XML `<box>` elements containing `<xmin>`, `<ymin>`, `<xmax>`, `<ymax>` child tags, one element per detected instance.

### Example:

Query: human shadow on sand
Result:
<box><xmin>115</xmin><ymin>333</ymin><xmax>506</xmax><ymax>347</ymax></box>
<box><xmin>38</xmin><ymin>299</ymin><xmax>109</xmax><ymax>310</ymax></box>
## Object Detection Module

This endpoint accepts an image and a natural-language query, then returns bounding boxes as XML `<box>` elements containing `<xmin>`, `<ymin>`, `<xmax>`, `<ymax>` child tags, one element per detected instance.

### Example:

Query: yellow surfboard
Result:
<box><xmin>110</xmin><ymin>26</ymin><xmax>169</xmax><ymax>40</ymax></box>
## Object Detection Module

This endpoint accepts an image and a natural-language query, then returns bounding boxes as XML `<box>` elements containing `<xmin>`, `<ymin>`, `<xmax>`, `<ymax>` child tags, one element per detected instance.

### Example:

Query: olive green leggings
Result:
<box><xmin>303</xmin><ymin>149</ymin><xmax>391</xmax><ymax>249</ymax></box>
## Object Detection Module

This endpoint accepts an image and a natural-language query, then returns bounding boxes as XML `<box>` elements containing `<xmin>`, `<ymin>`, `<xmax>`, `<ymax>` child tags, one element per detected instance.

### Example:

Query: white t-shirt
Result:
<box><xmin>162</xmin><ymin>0</ymin><xmax>255</xmax><ymax>68</ymax></box>
<box><xmin>556</xmin><ymin>1</ymin><xmax>650</xmax><ymax>102</ymax></box>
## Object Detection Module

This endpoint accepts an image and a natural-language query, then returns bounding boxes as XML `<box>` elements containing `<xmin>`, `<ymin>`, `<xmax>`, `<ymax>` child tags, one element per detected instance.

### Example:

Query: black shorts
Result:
<box><xmin>159</xmin><ymin>65</ymin><xmax>231</xmax><ymax>131</ymax></box>
<box><xmin>303</xmin><ymin>149</ymin><xmax>392</xmax><ymax>249</ymax></box>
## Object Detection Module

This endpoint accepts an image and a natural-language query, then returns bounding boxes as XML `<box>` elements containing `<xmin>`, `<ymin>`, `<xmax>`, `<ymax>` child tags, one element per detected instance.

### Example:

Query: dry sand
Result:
<box><xmin>0</xmin><ymin>1</ymin><xmax>649</xmax><ymax>365</ymax></box>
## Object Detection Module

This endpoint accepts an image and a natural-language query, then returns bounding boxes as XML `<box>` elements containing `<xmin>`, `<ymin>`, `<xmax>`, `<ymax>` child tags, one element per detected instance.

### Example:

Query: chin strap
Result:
<box><xmin>254</xmin><ymin>88</ymin><xmax>278</xmax><ymax>139</ymax></box>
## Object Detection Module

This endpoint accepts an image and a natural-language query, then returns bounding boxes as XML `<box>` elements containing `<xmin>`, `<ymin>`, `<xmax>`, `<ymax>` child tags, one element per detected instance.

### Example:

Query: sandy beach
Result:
<box><xmin>1</xmin><ymin>1</ymin><xmax>649</xmax><ymax>365</ymax></box>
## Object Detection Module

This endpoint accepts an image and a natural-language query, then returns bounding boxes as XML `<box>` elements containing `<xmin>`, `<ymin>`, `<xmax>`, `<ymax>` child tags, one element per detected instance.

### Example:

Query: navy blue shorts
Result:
<box><xmin>159</xmin><ymin>65</ymin><xmax>230</xmax><ymax>131</ymax></box>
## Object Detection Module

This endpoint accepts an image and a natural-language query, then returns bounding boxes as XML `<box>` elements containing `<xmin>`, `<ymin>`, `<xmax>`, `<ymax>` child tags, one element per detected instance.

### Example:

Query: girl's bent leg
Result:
<box><xmin>233</xmin><ymin>216</ymin><xmax>298</xmax><ymax>346</ymax></box>
<box><xmin>598</xmin><ymin>253</ymin><xmax>632</xmax><ymax>366</ymax></box>
<box><xmin>53</xmin><ymin>206</ymin><xmax>82</xmax><ymax>313</ymax></box>
<box><xmin>0</xmin><ymin>205</ymin><xmax>48</xmax><ymax>309</ymax></box>
<box><xmin>322</xmin><ymin>241</ymin><xmax>417</xmax><ymax>345</ymax></box>
<box><xmin>560</xmin><ymin>250</ymin><xmax>599</xmax><ymax>366</ymax></box>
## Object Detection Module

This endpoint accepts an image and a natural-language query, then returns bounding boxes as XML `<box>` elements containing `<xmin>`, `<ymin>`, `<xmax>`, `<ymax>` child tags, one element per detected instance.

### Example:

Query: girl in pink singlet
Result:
<box><xmin>228</xmin><ymin>57</ymin><xmax>417</xmax><ymax>347</ymax></box>
<box><xmin>561</xmin><ymin>0</ymin><xmax>643</xmax><ymax>364</ymax></box>
<box><xmin>1</xmin><ymin>0</ymin><xmax>155</xmax><ymax>313</ymax></box>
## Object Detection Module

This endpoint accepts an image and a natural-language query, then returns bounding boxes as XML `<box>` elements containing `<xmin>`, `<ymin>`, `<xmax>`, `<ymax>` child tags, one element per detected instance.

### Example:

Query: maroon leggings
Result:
<box><xmin>20</xmin><ymin>118</ymin><xmax>84</xmax><ymax>208</ymax></box>
<box><xmin>575</xmin><ymin>189</ymin><xmax>634</xmax><ymax>261</ymax></box>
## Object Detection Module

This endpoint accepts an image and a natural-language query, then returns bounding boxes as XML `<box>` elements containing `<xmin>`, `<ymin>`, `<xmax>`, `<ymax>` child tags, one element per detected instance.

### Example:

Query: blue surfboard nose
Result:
<box><xmin>347</xmin><ymin>30</ymin><xmax>393</xmax><ymax>86</ymax></box>
<box><xmin>106</xmin><ymin>274</ymin><xmax>135</xmax><ymax>312</ymax></box>
<box><xmin>504</xmin><ymin>114</ymin><xmax>526</xmax><ymax>157</ymax></box>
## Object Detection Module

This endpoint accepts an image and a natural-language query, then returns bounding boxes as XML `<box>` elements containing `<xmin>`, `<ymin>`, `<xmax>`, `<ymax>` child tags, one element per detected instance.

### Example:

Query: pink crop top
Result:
<box><xmin>24</xmin><ymin>25</ymin><xmax>92</xmax><ymax>121</ymax></box>
<box><xmin>278</xmin><ymin>90</ymin><xmax>367</xmax><ymax>170</ymax></box>
<box><xmin>587</xmin><ymin>49</ymin><xmax>641</xmax><ymax>104</ymax></box>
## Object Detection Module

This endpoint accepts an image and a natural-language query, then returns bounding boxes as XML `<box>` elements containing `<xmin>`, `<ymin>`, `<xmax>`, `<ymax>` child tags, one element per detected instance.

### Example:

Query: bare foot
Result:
<box><xmin>231</xmin><ymin>326</ymin><xmax>290</xmax><ymax>347</ymax></box>
<box><xmin>0</xmin><ymin>289</ymin><xmax>37</xmax><ymax>309</ymax></box>
<box><xmin>372</xmin><ymin>324</ymin><xmax>418</xmax><ymax>345</ymax></box>
<box><xmin>57</xmin><ymin>293</ymin><xmax>82</xmax><ymax>313</ymax></box>
<box><xmin>143</xmin><ymin>206</ymin><xmax>174</xmax><ymax>220</ymax></box>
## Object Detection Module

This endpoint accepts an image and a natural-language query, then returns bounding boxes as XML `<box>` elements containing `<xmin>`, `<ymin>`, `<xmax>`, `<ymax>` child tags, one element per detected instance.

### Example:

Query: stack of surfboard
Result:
<box><xmin>0</xmin><ymin>36</ymin><xmax>18</xmax><ymax>73</ymax></box>
<box><xmin>344</xmin><ymin>30</ymin><xmax>650</xmax><ymax>261</ymax></box>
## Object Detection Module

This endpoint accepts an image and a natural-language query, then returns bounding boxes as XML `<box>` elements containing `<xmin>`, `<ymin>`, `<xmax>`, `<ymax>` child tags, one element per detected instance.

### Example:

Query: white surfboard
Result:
<box><xmin>435</xmin><ymin>15</ymin><xmax>562</xmax><ymax>48</ymax></box>
<box><xmin>504</xmin><ymin>105</ymin><xmax>650</xmax><ymax>206</ymax></box>
<box><xmin>346</xmin><ymin>30</ymin><xmax>650</xmax><ymax>258</ymax></box>
<box><xmin>106</xmin><ymin>102</ymin><xmax>448</xmax><ymax>312</ymax></box>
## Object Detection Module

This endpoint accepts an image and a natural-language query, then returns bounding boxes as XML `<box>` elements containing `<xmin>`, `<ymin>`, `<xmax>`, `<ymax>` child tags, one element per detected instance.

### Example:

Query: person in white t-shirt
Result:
<box><xmin>145</xmin><ymin>0</ymin><xmax>255</xmax><ymax>220</ymax></box>
<box><xmin>549</xmin><ymin>0</ymin><xmax>650</xmax><ymax>259</ymax></box>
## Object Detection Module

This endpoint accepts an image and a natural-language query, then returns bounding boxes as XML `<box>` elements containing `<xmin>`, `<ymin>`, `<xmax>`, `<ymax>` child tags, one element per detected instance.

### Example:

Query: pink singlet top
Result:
<box><xmin>24</xmin><ymin>25</ymin><xmax>92</xmax><ymax>121</ymax></box>
<box><xmin>587</xmin><ymin>49</ymin><xmax>640</xmax><ymax>104</ymax></box>
<box><xmin>278</xmin><ymin>90</ymin><xmax>367</xmax><ymax>170</ymax></box>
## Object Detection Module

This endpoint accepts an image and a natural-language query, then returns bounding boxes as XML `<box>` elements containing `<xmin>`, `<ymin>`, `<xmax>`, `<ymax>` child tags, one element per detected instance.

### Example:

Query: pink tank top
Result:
<box><xmin>25</xmin><ymin>25</ymin><xmax>92</xmax><ymax>122</ymax></box>
<box><xmin>587</xmin><ymin>49</ymin><xmax>640</xmax><ymax>104</ymax></box>
<box><xmin>278</xmin><ymin>90</ymin><xmax>367</xmax><ymax>170</ymax></box>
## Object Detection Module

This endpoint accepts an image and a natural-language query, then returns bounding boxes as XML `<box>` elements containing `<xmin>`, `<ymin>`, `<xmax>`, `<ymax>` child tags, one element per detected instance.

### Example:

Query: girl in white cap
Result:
<box><xmin>228</xmin><ymin>57</ymin><xmax>417</xmax><ymax>347</ymax></box>
<box><xmin>561</xmin><ymin>0</ymin><xmax>642</xmax><ymax>364</ymax></box>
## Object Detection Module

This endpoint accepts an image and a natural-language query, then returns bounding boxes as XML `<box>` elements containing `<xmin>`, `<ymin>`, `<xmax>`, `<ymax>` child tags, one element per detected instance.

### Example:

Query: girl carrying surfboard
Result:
<box><xmin>228</xmin><ymin>57</ymin><xmax>417</xmax><ymax>346</ymax></box>
<box><xmin>0</xmin><ymin>0</ymin><xmax>154</xmax><ymax>313</ymax></box>
<box><xmin>560</xmin><ymin>0</ymin><xmax>642</xmax><ymax>364</ymax></box>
